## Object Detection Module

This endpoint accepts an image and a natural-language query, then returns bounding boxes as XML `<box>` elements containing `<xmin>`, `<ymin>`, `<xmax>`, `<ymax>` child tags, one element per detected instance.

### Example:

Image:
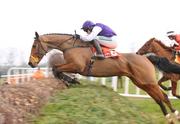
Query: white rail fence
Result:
<box><xmin>1</xmin><ymin>67</ymin><xmax>50</xmax><ymax>84</ymax></box>
<box><xmin>75</xmin><ymin>73</ymin><xmax>177</xmax><ymax>99</ymax></box>
<box><xmin>0</xmin><ymin>67</ymin><xmax>177</xmax><ymax>99</ymax></box>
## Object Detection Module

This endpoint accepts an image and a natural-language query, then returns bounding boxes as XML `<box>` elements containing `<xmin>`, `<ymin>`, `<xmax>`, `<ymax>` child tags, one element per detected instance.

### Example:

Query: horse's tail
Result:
<box><xmin>147</xmin><ymin>55</ymin><xmax>180</xmax><ymax>74</ymax></box>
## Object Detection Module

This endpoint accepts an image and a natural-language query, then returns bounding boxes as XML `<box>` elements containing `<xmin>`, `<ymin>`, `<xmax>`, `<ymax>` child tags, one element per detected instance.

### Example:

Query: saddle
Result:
<box><xmin>175</xmin><ymin>55</ymin><xmax>180</xmax><ymax>64</ymax></box>
<box><xmin>173</xmin><ymin>50</ymin><xmax>180</xmax><ymax>64</ymax></box>
<box><xmin>91</xmin><ymin>46</ymin><xmax>119</xmax><ymax>59</ymax></box>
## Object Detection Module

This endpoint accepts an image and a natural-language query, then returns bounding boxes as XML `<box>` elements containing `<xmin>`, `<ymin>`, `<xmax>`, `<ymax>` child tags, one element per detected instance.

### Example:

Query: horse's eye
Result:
<box><xmin>33</xmin><ymin>45</ymin><xmax>36</xmax><ymax>48</ymax></box>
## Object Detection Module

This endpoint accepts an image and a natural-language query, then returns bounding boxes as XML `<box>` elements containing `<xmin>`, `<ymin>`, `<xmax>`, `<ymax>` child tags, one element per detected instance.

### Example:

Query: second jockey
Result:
<box><xmin>167</xmin><ymin>31</ymin><xmax>180</xmax><ymax>51</ymax></box>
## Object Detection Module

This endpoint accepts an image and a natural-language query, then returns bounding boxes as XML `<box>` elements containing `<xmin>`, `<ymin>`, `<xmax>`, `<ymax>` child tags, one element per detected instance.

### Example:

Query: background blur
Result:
<box><xmin>0</xmin><ymin>0</ymin><xmax>180</xmax><ymax>67</ymax></box>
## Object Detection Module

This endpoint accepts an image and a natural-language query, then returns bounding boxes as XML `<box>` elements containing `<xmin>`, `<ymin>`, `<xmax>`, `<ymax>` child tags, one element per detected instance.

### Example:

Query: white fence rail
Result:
<box><xmin>79</xmin><ymin>73</ymin><xmax>177</xmax><ymax>99</ymax></box>
<box><xmin>1</xmin><ymin>67</ymin><xmax>177</xmax><ymax>99</ymax></box>
<box><xmin>1</xmin><ymin>67</ymin><xmax>50</xmax><ymax>84</ymax></box>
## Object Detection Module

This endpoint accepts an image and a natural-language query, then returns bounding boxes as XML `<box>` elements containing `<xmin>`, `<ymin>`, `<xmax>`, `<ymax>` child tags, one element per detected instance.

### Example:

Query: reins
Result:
<box><xmin>37</xmin><ymin>40</ymin><xmax>48</xmax><ymax>55</ymax></box>
<box><xmin>37</xmin><ymin>34</ymin><xmax>92</xmax><ymax>54</ymax></box>
<box><xmin>56</xmin><ymin>36</ymin><xmax>75</xmax><ymax>48</ymax></box>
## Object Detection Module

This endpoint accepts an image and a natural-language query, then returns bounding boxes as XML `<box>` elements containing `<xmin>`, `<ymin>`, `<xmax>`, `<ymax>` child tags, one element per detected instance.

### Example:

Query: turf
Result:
<box><xmin>31</xmin><ymin>81</ymin><xmax>177</xmax><ymax>124</ymax></box>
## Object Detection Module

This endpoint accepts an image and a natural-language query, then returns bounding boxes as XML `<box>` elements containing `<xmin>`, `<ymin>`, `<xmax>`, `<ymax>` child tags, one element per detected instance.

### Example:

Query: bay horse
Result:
<box><xmin>137</xmin><ymin>38</ymin><xmax>180</xmax><ymax>99</ymax></box>
<box><xmin>28</xmin><ymin>32</ymin><xmax>180</xmax><ymax>123</ymax></box>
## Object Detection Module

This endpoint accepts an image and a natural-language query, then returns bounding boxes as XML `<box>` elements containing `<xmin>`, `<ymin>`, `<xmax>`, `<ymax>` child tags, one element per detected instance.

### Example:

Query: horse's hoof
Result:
<box><xmin>175</xmin><ymin>95</ymin><xmax>180</xmax><ymax>99</ymax></box>
<box><xmin>166</xmin><ymin>114</ymin><xmax>174</xmax><ymax>124</ymax></box>
<box><xmin>72</xmin><ymin>78</ymin><xmax>80</xmax><ymax>84</ymax></box>
<box><xmin>163</xmin><ymin>87</ymin><xmax>172</xmax><ymax>91</ymax></box>
<box><xmin>177</xmin><ymin>116</ymin><xmax>180</xmax><ymax>121</ymax></box>
<box><xmin>63</xmin><ymin>81</ymin><xmax>70</xmax><ymax>87</ymax></box>
<box><xmin>168</xmin><ymin>119</ymin><xmax>174</xmax><ymax>124</ymax></box>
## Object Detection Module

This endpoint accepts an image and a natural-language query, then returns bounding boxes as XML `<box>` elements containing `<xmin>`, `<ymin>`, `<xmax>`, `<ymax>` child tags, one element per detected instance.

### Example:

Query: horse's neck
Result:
<box><xmin>43</xmin><ymin>35</ymin><xmax>93</xmax><ymax>59</ymax></box>
<box><xmin>155</xmin><ymin>43</ymin><xmax>173</xmax><ymax>60</ymax></box>
<box><xmin>47</xmin><ymin>36</ymin><xmax>92</xmax><ymax>50</ymax></box>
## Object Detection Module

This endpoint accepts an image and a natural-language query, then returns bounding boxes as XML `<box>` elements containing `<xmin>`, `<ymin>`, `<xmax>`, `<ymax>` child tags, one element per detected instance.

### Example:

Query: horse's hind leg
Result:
<box><xmin>161</xmin><ymin>91</ymin><xmax>176</xmax><ymax>113</ymax></box>
<box><xmin>143</xmin><ymin>84</ymin><xmax>174</xmax><ymax>123</ymax></box>
<box><xmin>171</xmin><ymin>81</ymin><xmax>180</xmax><ymax>99</ymax></box>
<box><xmin>161</xmin><ymin>91</ymin><xmax>180</xmax><ymax>121</ymax></box>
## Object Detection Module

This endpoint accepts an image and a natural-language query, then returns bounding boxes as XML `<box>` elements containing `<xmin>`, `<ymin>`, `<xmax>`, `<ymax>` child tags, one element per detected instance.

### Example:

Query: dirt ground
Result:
<box><xmin>0</xmin><ymin>77</ymin><xmax>67</xmax><ymax>124</ymax></box>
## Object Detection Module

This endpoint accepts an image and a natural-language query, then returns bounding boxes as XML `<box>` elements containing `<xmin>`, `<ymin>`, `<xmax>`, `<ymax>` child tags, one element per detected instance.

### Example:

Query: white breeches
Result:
<box><xmin>95</xmin><ymin>36</ymin><xmax>118</xmax><ymax>49</ymax></box>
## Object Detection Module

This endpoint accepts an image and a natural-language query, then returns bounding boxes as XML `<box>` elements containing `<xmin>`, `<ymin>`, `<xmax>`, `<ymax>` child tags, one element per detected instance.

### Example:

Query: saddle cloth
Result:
<box><xmin>91</xmin><ymin>46</ymin><xmax>120</xmax><ymax>59</ymax></box>
<box><xmin>175</xmin><ymin>55</ymin><xmax>180</xmax><ymax>64</ymax></box>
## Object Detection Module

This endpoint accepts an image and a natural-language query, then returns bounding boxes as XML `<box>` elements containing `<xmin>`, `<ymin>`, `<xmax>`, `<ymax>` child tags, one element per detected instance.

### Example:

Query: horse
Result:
<box><xmin>137</xmin><ymin>38</ymin><xmax>180</xmax><ymax>99</ymax></box>
<box><xmin>28</xmin><ymin>32</ymin><xmax>180</xmax><ymax>123</ymax></box>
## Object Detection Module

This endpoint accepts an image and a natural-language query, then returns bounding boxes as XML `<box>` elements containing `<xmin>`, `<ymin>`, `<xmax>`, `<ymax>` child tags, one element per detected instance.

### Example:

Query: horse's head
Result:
<box><xmin>28</xmin><ymin>32</ymin><xmax>48</xmax><ymax>68</ymax></box>
<box><xmin>28</xmin><ymin>32</ymin><xmax>89</xmax><ymax>68</ymax></box>
<box><xmin>136</xmin><ymin>38</ymin><xmax>159</xmax><ymax>55</ymax></box>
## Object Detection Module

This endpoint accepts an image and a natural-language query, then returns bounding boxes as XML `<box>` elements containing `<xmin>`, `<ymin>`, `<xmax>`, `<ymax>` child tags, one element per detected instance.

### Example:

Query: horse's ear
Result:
<box><xmin>35</xmin><ymin>32</ymin><xmax>39</xmax><ymax>39</ymax></box>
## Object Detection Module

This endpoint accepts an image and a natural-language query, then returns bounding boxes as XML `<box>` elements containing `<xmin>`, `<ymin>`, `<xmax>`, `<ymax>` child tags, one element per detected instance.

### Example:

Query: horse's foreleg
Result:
<box><xmin>158</xmin><ymin>77</ymin><xmax>171</xmax><ymax>90</ymax></box>
<box><xmin>52</xmin><ymin>63</ymin><xmax>81</xmax><ymax>85</ymax></box>
<box><xmin>171</xmin><ymin>81</ymin><xmax>180</xmax><ymax>99</ymax></box>
<box><xmin>55</xmin><ymin>62</ymin><xmax>85</xmax><ymax>73</ymax></box>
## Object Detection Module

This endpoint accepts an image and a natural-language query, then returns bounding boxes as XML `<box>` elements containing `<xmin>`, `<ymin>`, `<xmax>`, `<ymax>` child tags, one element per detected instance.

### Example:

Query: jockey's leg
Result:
<box><xmin>92</xmin><ymin>40</ymin><xmax>105</xmax><ymax>60</ymax></box>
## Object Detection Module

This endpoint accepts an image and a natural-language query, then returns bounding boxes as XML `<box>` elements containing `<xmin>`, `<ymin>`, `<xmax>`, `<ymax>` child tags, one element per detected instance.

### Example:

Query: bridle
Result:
<box><xmin>54</xmin><ymin>36</ymin><xmax>75</xmax><ymax>49</ymax></box>
<box><xmin>34</xmin><ymin>38</ymin><xmax>48</xmax><ymax>57</ymax></box>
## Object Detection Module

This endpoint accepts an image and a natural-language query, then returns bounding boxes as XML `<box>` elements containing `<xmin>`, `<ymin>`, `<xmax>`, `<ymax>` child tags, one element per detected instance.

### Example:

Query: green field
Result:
<box><xmin>90</xmin><ymin>76</ymin><xmax>179</xmax><ymax>96</ymax></box>
<box><xmin>31</xmin><ymin>79</ymin><xmax>180</xmax><ymax>124</ymax></box>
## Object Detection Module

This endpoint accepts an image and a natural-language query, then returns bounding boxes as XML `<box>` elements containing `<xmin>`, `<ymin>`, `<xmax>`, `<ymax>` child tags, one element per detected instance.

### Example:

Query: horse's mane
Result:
<box><xmin>43</xmin><ymin>33</ymin><xmax>73</xmax><ymax>36</ymax></box>
<box><xmin>151</xmin><ymin>38</ymin><xmax>172</xmax><ymax>52</ymax></box>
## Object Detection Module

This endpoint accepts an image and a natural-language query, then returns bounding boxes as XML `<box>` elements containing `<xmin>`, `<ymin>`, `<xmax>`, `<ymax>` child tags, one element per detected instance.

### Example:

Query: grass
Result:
<box><xmin>31</xmin><ymin>79</ymin><xmax>180</xmax><ymax>124</ymax></box>
<box><xmin>100</xmin><ymin>75</ymin><xmax>180</xmax><ymax>96</ymax></box>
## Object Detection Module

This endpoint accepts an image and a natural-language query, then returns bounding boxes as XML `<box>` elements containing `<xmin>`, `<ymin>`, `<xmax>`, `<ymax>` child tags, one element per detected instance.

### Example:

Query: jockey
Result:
<box><xmin>76</xmin><ymin>20</ymin><xmax>118</xmax><ymax>60</ymax></box>
<box><xmin>167</xmin><ymin>31</ymin><xmax>180</xmax><ymax>51</ymax></box>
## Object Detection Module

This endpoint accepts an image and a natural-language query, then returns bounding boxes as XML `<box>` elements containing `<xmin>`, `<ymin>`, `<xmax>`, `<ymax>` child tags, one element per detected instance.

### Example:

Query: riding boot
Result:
<box><xmin>92</xmin><ymin>40</ymin><xmax>105</xmax><ymax>60</ymax></box>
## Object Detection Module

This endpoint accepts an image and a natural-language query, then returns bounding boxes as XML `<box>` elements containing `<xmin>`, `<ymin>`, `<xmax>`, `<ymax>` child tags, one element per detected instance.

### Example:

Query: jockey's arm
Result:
<box><xmin>170</xmin><ymin>40</ymin><xmax>179</xmax><ymax>47</ymax></box>
<box><xmin>80</xmin><ymin>26</ymin><xmax>102</xmax><ymax>41</ymax></box>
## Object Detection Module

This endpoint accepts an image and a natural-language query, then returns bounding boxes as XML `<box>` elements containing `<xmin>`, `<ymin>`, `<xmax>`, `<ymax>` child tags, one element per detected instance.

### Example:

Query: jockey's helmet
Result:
<box><xmin>167</xmin><ymin>31</ymin><xmax>175</xmax><ymax>37</ymax></box>
<box><xmin>81</xmin><ymin>20</ymin><xmax>95</xmax><ymax>30</ymax></box>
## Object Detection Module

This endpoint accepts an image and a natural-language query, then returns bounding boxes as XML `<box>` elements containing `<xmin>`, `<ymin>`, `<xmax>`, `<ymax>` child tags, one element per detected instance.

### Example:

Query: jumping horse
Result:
<box><xmin>137</xmin><ymin>38</ymin><xmax>180</xmax><ymax>99</ymax></box>
<box><xmin>28</xmin><ymin>32</ymin><xmax>180</xmax><ymax>123</ymax></box>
